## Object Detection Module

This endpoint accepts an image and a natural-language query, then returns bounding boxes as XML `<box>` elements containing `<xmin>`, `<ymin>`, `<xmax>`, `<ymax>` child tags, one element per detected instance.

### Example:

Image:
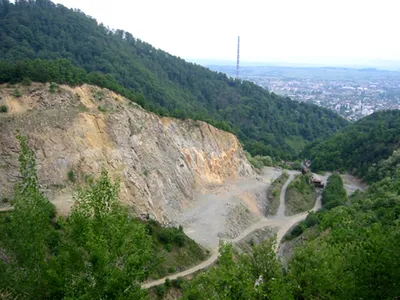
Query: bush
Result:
<box><xmin>164</xmin><ymin>278</ymin><xmax>172</xmax><ymax>288</ymax></box>
<box><xmin>97</xmin><ymin>105</ymin><xmax>107</xmax><ymax>112</ymax></box>
<box><xmin>154</xmin><ymin>285</ymin><xmax>166</xmax><ymax>297</ymax></box>
<box><xmin>67</xmin><ymin>170</ymin><xmax>76</xmax><ymax>183</ymax></box>
<box><xmin>165</xmin><ymin>243</ymin><xmax>172</xmax><ymax>252</ymax></box>
<box><xmin>304</xmin><ymin>211</ymin><xmax>320</xmax><ymax>227</ymax></box>
<box><xmin>49</xmin><ymin>82</ymin><xmax>58</xmax><ymax>94</ymax></box>
<box><xmin>0</xmin><ymin>105</ymin><xmax>8</xmax><ymax>113</ymax></box>
<box><xmin>172</xmin><ymin>277</ymin><xmax>185</xmax><ymax>288</ymax></box>
<box><xmin>13</xmin><ymin>88</ymin><xmax>22</xmax><ymax>97</ymax></box>
<box><xmin>21</xmin><ymin>77</ymin><xmax>32</xmax><ymax>86</ymax></box>
<box><xmin>157</xmin><ymin>227</ymin><xmax>186</xmax><ymax>247</ymax></box>
<box><xmin>322</xmin><ymin>174</ymin><xmax>347</xmax><ymax>209</ymax></box>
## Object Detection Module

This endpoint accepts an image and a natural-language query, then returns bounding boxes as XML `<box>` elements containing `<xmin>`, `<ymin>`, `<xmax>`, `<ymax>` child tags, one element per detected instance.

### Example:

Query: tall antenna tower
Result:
<box><xmin>236</xmin><ymin>36</ymin><xmax>240</xmax><ymax>79</ymax></box>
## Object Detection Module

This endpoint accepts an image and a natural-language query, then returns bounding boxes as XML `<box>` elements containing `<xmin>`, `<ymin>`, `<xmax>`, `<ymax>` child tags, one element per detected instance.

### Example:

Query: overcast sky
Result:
<box><xmin>54</xmin><ymin>0</ymin><xmax>400</xmax><ymax>65</ymax></box>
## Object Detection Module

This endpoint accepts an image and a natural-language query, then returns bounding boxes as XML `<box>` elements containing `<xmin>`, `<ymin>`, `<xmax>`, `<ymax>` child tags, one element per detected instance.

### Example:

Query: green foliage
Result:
<box><xmin>97</xmin><ymin>105</ymin><xmax>107</xmax><ymax>112</ymax></box>
<box><xmin>67</xmin><ymin>169</ymin><xmax>76</xmax><ymax>183</ymax></box>
<box><xmin>145</xmin><ymin>220</ymin><xmax>207</xmax><ymax>280</ymax></box>
<box><xmin>0</xmin><ymin>137</ymin><xmax>154</xmax><ymax>299</ymax></box>
<box><xmin>183</xmin><ymin>240</ymin><xmax>291</xmax><ymax>300</ymax></box>
<box><xmin>164</xmin><ymin>278</ymin><xmax>172</xmax><ymax>288</ymax></box>
<box><xmin>157</xmin><ymin>227</ymin><xmax>186</xmax><ymax>247</ymax></box>
<box><xmin>321</xmin><ymin>174</ymin><xmax>347</xmax><ymax>209</ymax></box>
<box><xmin>0</xmin><ymin>0</ymin><xmax>348</xmax><ymax>159</ymax></box>
<box><xmin>21</xmin><ymin>77</ymin><xmax>31</xmax><ymax>86</ymax></box>
<box><xmin>0</xmin><ymin>134</ymin><xmax>56</xmax><ymax>297</ymax></box>
<box><xmin>0</xmin><ymin>105</ymin><xmax>7</xmax><ymax>113</ymax></box>
<box><xmin>285</xmin><ymin>174</ymin><xmax>316</xmax><ymax>215</ymax></box>
<box><xmin>285</xmin><ymin>211</ymin><xmax>321</xmax><ymax>241</ymax></box>
<box><xmin>154</xmin><ymin>285</ymin><xmax>166</xmax><ymax>298</ymax></box>
<box><xmin>367</xmin><ymin>148</ymin><xmax>400</xmax><ymax>182</ymax></box>
<box><xmin>49</xmin><ymin>82</ymin><xmax>58</xmax><ymax>94</ymax></box>
<box><xmin>58</xmin><ymin>169</ymin><xmax>152</xmax><ymax>299</ymax></box>
<box><xmin>12</xmin><ymin>88</ymin><xmax>22</xmax><ymax>97</ymax></box>
<box><xmin>304</xmin><ymin>110</ymin><xmax>400</xmax><ymax>180</ymax></box>
<box><xmin>245</xmin><ymin>152</ymin><xmax>274</xmax><ymax>169</ymax></box>
<box><xmin>172</xmin><ymin>277</ymin><xmax>185</xmax><ymax>288</ymax></box>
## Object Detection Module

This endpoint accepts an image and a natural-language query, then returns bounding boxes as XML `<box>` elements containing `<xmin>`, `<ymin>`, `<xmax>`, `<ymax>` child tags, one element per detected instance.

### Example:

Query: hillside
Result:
<box><xmin>0</xmin><ymin>0</ymin><xmax>348</xmax><ymax>158</ymax></box>
<box><xmin>303</xmin><ymin>110</ymin><xmax>400</xmax><ymax>180</ymax></box>
<box><xmin>0</xmin><ymin>82</ymin><xmax>254</xmax><ymax>222</ymax></box>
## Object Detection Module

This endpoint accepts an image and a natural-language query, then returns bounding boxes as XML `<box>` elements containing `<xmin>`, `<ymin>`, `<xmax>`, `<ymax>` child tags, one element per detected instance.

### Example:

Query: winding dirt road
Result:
<box><xmin>142</xmin><ymin>172</ymin><xmax>317</xmax><ymax>289</ymax></box>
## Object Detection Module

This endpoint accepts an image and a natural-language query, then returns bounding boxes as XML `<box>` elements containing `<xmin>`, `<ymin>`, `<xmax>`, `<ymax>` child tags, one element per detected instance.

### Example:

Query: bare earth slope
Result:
<box><xmin>0</xmin><ymin>83</ymin><xmax>254</xmax><ymax>222</ymax></box>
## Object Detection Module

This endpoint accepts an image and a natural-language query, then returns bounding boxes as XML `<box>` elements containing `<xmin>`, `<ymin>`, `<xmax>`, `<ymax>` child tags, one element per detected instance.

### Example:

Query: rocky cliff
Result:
<box><xmin>0</xmin><ymin>83</ymin><xmax>255</xmax><ymax>222</ymax></box>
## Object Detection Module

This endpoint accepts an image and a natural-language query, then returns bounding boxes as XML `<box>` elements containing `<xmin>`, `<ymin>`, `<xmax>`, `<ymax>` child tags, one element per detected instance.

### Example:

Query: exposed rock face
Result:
<box><xmin>0</xmin><ymin>83</ymin><xmax>255</xmax><ymax>222</ymax></box>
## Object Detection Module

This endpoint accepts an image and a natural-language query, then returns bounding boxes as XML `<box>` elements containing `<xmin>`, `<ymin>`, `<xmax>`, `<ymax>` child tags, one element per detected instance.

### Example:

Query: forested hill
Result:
<box><xmin>0</xmin><ymin>0</ymin><xmax>348</xmax><ymax>159</ymax></box>
<box><xmin>303</xmin><ymin>110</ymin><xmax>400</xmax><ymax>181</ymax></box>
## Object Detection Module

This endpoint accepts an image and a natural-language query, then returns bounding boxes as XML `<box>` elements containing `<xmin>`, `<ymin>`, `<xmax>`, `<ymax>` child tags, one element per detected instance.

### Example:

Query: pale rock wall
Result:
<box><xmin>0</xmin><ymin>83</ymin><xmax>255</xmax><ymax>222</ymax></box>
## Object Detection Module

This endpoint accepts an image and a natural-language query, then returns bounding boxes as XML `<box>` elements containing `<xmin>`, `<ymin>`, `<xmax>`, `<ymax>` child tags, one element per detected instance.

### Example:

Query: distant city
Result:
<box><xmin>206</xmin><ymin>65</ymin><xmax>400</xmax><ymax>121</ymax></box>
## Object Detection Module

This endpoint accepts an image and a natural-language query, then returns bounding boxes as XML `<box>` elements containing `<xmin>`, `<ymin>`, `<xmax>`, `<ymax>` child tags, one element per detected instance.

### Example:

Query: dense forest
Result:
<box><xmin>0</xmin><ymin>0</ymin><xmax>348</xmax><ymax>159</ymax></box>
<box><xmin>303</xmin><ymin>110</ymin><xmax>400</xmax><ymax>180</ymax></box>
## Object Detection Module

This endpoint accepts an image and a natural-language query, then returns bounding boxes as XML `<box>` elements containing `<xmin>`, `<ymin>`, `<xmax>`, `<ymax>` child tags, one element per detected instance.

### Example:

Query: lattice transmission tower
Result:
<box><xmin>236</xmin><ymin>36</ymin><xmax>240</xmax><ymax>79</ymax></box>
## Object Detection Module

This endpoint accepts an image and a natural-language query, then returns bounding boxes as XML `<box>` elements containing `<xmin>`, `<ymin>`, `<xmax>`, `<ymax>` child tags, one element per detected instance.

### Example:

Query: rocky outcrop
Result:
<box><xmin>0</xmin><ymin>83</ymin><xmax>255</xmax><ymax>222</ymax></box>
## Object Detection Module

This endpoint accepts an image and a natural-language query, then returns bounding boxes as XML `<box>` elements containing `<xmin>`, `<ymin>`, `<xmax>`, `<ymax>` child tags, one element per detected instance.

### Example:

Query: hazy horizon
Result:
<box><xmin>53</xmin><ymin>0</ymin><xmax>400</xmax><ymax>69</ymax></box>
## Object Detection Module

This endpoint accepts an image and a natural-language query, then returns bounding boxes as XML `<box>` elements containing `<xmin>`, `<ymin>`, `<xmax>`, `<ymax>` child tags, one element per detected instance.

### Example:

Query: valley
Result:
<box><xmin>143</xmin><ymin>168</ymin><xmax>365</xmax><ymax>288</ymax></box>
<box><xmin>0</xmin><ymin>1</ymin><xmax>399</xmax><ymax>299</ymax></box>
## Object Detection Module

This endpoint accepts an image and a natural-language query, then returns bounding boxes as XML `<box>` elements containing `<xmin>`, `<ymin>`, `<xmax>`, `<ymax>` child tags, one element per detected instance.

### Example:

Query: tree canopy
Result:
<box><xmin>303</xmin><ymin>110</ymin><xmax>400</xmax><ymax>180</ymax></box>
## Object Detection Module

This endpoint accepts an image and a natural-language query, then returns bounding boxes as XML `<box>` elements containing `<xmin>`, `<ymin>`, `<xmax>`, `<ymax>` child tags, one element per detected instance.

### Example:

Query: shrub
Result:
<box><xmin>49</xmin><ymin>82</ymin><xmax>58</xmax><ymax>94</ymax></box>
<box><xmin>174</xmin><ymin>232</ymin><xmax>185</xmax><ymax>247</ymax></box>
<box><xmin>154</xmin><ymin>285</ymin><xmax>166</xmax><ymax>297</ymax></box>
<box><xmin>97</xmin><ymin>105</ymin><xmax>107</xmax><ymax>112</ymax></box>
<box><xmin>172</xmin><ymin>277</ymin><xmax>185</xmax><ymax>288</ymax></box>
<box><xmin>0</xmin><ymin>105</ymin><xmax>8</xmax><ymax>113</ymax></box>
<box><xmin>21</xmin><ymin>77</ymin><xmax>32</xmax><ymax>86</ymax></box>
<box><xmin>165</xmin><ymin>243</ymin><xmax>172</xmax><ymax>252</ymax></box>
<box><xmin>164</xmin><ymin>278</ymin><xmax>172</xmax><ymax>288</ymax></box>
<box><xmin>13</xmin><ymin>88</ymin><xmax>22</xmax><ymax>98</ymax></box>
<box><xmin>168</xmin><ymin>267</ymin><xmax>176</xmax><ymax>273</ymax></box>
<box><xmin>67</xmin><ymin>170</ymin><xmax>76</xmax><ymax>183</ymax></box>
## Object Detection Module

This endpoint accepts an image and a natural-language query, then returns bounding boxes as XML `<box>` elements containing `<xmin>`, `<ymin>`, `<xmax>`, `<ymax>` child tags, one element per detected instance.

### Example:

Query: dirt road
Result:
<box><xmin>142</xmin><ymin>173</ymin><xmax>312</xmax><ymax>288</ymax></box>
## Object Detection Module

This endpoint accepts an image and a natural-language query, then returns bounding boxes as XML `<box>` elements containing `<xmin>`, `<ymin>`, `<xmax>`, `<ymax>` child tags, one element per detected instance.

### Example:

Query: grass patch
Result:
<box><xmin>97</xmin><ymin>105</ymin><xmax>107</xmax><ymax>113</ymax></box>
<box><xmin>285</xmin><ymin>174</ymin><xmax>316</xmax><ymax>215</ymax></box>
<box><xmin>266</xmin><ymin>172</ymin><xmax>289</xmax><ymax>215</ymax></box>
<box><xmin>77</xmin><ymin>103</ymin><xmax>88</xmax><ymax>112</ymax></box>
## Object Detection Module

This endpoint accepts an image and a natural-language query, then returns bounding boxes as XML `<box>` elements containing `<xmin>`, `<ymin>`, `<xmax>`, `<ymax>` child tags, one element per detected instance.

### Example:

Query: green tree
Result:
<box><xmin>53</xmin><ymin>169</ymin><xmax>152</xmax><ymax>299</ymax></box>
<box><xmin>1</xmin><ymin>134</ymin><xmax>56</xmax><ymax>297</ymax></box>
